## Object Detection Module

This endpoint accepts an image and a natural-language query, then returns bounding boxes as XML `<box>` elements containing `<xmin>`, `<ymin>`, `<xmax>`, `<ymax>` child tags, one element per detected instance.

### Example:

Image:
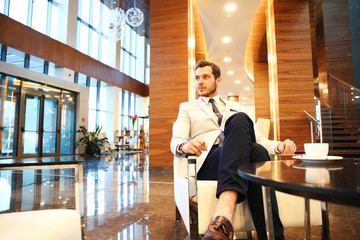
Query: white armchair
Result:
<box><xmin>174</xmin><ymin>155</ymin><xmax>323</xmax><ymax>239</ymax></box>
<box><xmin>174</xmin><ymin>118</ymin><xmax>323</xmax><ymax>239</ymax></box>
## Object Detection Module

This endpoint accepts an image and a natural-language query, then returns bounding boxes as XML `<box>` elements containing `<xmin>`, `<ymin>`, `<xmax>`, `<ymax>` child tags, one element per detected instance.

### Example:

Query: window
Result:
<box><xmin>120</xmin><ymin>24</ymin><xmax>137</xmax><ymax>79</ymax></box>
<box><xmin>5</xmin><ymin>0</ymin><xmax>60</xmax><ymax>39</ymax></box>
<box><xmin>88</xmin><ymin>78</ymin><xmax>98</xmax><ymax>131</ymax></box>
<box><xmin>6</xmin><ymin>47</ymin><xmax>25</xmax><ymax>68</ymax></box>
<box><xmin>32</xmin><ymin>0</ymin><xmax>48</xmax><ymax>34</ymax></box>
<box><xmin>29</xmin><ymin>55</ymin><xmax>45</xmax><ymax>73</ymax></box>
<box><xmin>76</xmin><ymin>72</ymin><xmax>89</xmax><ymax>87</ymax></box>
<box><xmin>76</xmin><ymin>0</ymin><xmax>116</xmax><ymax>67</ymax></box>
<box><xmin>9</xmin><ymin>0</ymin><xmax>29</xmax><ymax>25</ymax></box>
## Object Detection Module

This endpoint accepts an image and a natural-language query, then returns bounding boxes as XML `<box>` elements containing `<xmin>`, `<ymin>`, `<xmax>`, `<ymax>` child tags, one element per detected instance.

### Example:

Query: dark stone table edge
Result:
<box><xmin>238</xmin><ymin>169</ymin><xmax>360</xmax><ymax>208</ymax></box>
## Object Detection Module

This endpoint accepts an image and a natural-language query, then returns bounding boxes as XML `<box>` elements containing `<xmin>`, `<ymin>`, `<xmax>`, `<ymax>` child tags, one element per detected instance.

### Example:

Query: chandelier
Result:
<box><xmin>109</xmin><ymin>1</ymin><xmax>144</xmax><ymax>41</ymax></box>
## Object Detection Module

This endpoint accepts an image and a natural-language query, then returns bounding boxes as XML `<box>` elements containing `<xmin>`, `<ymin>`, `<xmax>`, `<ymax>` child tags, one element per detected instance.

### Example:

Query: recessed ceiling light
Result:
<box><xmin>228</xmin><ymin>92</ymin><xmax>233</xmax><ymax>96</ymax></box>
<box><xmin>227</xmin><ymin>71</ymin><xmax>234</xmax><ymax>75</ymax></box>
<box><xmin>225</xmin><ymin>4</ymin><xmax>236</xmax><ymax>12</ymax></box>
<box><xmin>242</xmin><ymin>96</ymin><xmax>247</xmax><ymax>100</ymax></box>
<box><xmin>222</xmin><ymin>37</ymin><xmax>231</xmax><ymax>43</ymax></box>
<box><xmin>235</xmin><ymin>80</ymin><xmax>241</xmax><ymax>84</ymax></box>
<box><xmin>227</xmin><ymin>14</ymin><xmax>232</xmax><ymax>17</ymax></box>
<box><xmin>224</xmin><ymin>57</ymin><xmax>231</xmax><ymax>62</ymax></box>
<box><xmin>244</xmin><ymin>87</ymin><xmax>250</xmax><ymax>90</ymax></box>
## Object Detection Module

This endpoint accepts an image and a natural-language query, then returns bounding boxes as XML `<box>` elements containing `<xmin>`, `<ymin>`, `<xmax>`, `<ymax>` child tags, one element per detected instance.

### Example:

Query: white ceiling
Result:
<box><xmin>195</xmin><ymin>0</ymin><xmax>260</xmax><ymax>106</ymax></box>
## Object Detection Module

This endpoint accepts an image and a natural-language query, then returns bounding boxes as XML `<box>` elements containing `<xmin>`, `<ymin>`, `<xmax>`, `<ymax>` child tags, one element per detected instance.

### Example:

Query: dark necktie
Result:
<box><xmin>209</xmin><ymin>98</ymin><xmax>225</xmax><ymax>147</ymax></box>
<box><xmin>209</xmin><ymin>98</ymin><xmax>223</xmax><ymax>126</ymax></box>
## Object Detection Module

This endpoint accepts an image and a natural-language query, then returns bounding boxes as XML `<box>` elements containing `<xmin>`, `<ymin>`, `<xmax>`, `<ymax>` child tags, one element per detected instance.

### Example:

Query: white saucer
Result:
<box><xmin>292</xmin><ymin>155</ymin><xmax>343</xmax><ymax>163</ymax></box>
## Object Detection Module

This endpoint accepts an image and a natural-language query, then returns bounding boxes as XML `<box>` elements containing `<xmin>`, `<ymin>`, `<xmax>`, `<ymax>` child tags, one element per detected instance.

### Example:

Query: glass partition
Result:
<box><xmin>0</xmin><ymin>74</ymin><xmax>20</xmax><ymax>158</ymax></box>
<box><xmin>318</xmin><ymin>74</ymin><xmax>360</xmax><ymax>157</ymax></box>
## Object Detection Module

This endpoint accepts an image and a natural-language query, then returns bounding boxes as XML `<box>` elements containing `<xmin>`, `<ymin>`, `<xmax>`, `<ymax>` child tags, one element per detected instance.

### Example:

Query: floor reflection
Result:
<box><xmin>82</xmin><ymin>152</ymin><xmax>187</xmax><ymax>240</ymax></box>
<box><xmin>0</xmin><ymin>152</ymin><xmax>188</xmax><ymax>240</ymax></box>
<box><xmin>1</xmin><ymin>153</ymin><xmax>359</xmax><ymax>239</ymax></box>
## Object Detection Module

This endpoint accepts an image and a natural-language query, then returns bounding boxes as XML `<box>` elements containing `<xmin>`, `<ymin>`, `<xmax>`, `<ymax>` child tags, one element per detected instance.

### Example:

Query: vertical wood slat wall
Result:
<box><xmin>149</xmin><ymin>0</ymin><xmax>193</xmax><ymax>166</ymax></box>
<box><xmin>268</xmin><ymin>0</ymin><xmax>316</xmax><ymax>152</ymax></box>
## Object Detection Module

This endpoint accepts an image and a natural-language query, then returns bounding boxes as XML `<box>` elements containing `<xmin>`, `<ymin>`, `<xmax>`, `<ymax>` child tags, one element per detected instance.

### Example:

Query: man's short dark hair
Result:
<box><xmin>195</xmin><ymin>60</ymin><xmax>221</xmax><ymax>79</ymax></box>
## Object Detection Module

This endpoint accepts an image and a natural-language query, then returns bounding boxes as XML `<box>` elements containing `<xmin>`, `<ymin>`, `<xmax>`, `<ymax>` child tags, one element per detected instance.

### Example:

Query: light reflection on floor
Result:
<box><xmin>0</xmin><ymin>152</ymin><xmax>188</xmax><ymax>240</ymax></box>
<box><xmin>1</xmin><ymin>153</ymin><xmax>360</xmax><ymax>239</ymax></box>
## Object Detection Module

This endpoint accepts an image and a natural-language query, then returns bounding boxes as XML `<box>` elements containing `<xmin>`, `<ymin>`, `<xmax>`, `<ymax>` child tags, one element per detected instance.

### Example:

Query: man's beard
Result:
<box><xmin>198</xmin><ymin>82</ymin><xmax>217</xmax><ymax>97</ymax></box>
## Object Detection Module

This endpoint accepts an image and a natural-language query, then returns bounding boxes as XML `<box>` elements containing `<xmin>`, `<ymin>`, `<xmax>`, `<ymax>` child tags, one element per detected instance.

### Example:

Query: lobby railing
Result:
<box><xmin>313</xmin><ymin>74</ymin><xmax>360</xmax><ymax>156</ymax></box>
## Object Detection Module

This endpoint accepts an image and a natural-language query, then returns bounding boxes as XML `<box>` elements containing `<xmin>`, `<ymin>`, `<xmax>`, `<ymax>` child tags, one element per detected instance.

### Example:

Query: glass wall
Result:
<box><xmin>0</xmin><ymin>74</ymin><xmax>20</xmax><ymax>158</ymax></box>
<box><xmin>0</xmin><ymin>0</ymin><xmax>150</xmax><ymax>154</ymax></box>
<box><xmin>61</xmin><ymin>90</ymin><xmax>76</xmax><ymax>154</ymax></box>
<box><xmin>2</xmin><ymin>0</ymin><xmax>62</xmax><ymax>41</ymax></box>
<box><xmin>76</xmin><ymin>0</ymin><xmax>116</xmax><ymax>68</ymax></box>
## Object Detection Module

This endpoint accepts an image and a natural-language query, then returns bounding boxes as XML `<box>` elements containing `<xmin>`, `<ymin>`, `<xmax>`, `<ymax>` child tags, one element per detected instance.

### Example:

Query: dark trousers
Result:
<box><xmin>197</xmin><ymin>112</ymin><xmax>285</xmax><ymax>240</ymax></box>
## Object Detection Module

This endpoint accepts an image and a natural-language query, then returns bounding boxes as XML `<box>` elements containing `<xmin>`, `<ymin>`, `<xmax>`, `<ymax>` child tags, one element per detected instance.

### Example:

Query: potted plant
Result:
<box><xmin>75</xmin><ymin>125</ymin><xmax>108</xmax><ymax>156</ymax></box>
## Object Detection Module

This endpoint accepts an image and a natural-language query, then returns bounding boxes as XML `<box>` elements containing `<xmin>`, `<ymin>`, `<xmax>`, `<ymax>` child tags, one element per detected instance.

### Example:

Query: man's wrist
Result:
<box><xmin>177</xmin><ymin>142</ymin><xmax>186</xmax><ymax>154</ymax></box>
<box><xmin>275</xmin><ymin>143</ymin><xmax>281</xmax><ymax>154</ymax></box>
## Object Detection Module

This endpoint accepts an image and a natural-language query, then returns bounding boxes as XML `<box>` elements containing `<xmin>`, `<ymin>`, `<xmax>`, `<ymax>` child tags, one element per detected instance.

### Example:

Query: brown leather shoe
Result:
<box><xmin>203</xmin><ymin>216</ymin><xmax>234</xmax><ymax>240</ymax></box>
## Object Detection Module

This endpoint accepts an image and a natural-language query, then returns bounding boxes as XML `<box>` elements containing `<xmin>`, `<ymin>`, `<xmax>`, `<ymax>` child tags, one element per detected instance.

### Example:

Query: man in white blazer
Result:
<box><xmin>171</xmin><ymin>60</ymin><xmax>296</xmax><ymax>240</ymax></box>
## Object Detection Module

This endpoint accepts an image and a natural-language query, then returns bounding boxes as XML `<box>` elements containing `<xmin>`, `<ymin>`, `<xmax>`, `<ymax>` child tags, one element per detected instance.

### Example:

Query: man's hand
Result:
<box><xmin>182</xmin><ymin>139</ymin><xmax>207</xmax><ymax>156</ymax></box>
<box><xmin>277</xmin><ymin>139</ymin><xmax>297</xmax><ymax>155</ymax></box>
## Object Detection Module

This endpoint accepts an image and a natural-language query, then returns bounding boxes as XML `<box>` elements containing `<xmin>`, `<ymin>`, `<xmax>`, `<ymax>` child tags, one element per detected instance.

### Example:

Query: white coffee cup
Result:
<box><xmin>304</xmin><ymin>143</ymin><xmax>329</xmax><ymax>159</ymax></box>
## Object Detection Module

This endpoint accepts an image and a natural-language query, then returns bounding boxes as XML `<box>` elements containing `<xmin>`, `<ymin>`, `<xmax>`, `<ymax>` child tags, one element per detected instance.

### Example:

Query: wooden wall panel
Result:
<box><xmin>150</xmin><ymin>22</ymin><xmax>188</xmax><ymax>68</ymax></box>
<box><xmin>254</xmin><ymin>62</ymin><xmax>271</xmax><ymax>121</ymax></box>
<box><xmin>150</xmin><ymin>68</ymin><xmax>188</xmax><ymax>116</ymax></box>
<box><xmin>149</xmin><ymin>0</ymin><xmax>193</xmax><ymax>167</ymax></box>
<box><xmin>0</xmin><ymin>14</ymin><xmax>148</xmax><ymax>97</ymax></box>
<box><xmin>271</xmin><ymin>0</ymin><xmax>316</xmax><ymax>152</ymax></box>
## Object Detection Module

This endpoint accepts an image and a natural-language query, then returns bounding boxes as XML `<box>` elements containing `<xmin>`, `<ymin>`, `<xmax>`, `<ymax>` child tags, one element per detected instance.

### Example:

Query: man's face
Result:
<box><xmin>195</xmin><ymin>66</ymin><xmax>221</xmax><ymax>97</ymax></box>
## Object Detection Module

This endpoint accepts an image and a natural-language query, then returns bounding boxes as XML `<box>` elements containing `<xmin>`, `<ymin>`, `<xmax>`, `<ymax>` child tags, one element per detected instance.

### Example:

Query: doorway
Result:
<box><xmin>19</xmin><ymin>90</ymin><xmax>61</xmax><ymax>157</ymax></box>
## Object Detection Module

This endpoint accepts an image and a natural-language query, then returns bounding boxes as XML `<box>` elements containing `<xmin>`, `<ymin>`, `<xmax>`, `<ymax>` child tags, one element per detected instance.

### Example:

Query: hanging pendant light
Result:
<box><xmin>126</xmin><ymin>7</ymin><xmax>144</xmax><ymax>28</ymax></box>
<box><xmin>108</xmin><ymin>0</ymin><xmax>144</xmax><ymax>41</ymax></box>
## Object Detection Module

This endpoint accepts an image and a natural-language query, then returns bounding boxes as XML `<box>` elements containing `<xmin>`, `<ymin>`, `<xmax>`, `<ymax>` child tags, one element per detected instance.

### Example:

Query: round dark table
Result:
<box><xmin>238</xmin><ymin>157</ymin><xmax>360</xmax><ymax>240</ymax></box>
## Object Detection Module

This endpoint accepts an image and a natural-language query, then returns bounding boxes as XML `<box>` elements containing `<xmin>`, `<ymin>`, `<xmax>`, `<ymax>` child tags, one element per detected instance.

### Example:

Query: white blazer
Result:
<box><xmin>170</xmin><ymin>97</ymin><xmax>280</xmax><ymax>172</ymax></box>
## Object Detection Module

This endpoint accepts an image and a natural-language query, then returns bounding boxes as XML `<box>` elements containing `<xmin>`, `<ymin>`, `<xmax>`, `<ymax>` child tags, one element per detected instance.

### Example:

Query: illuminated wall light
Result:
<box><xmin>222</xmin><ymin>37</ymin><xmax>232</xmax><ymax>43</ymax></box>
<box><xmin>235</xmin><ymin>80</ymin><xmax>241</xmax><ymax>84</ymax></box>
<box><xmin>227</xmin><ymin>71</ymin><xmax>234</xmax><ymax>75</ymax></box>
<box><xmin>244</xmin><ymin>87</ymin><xmax>250</xmax><ymax>90</ymax></box>
<box><xmin>224</xmin><ymin>57</ymin><xmax>231</xmax><ymax>62</ymax></box>
<box><xmin>227</xmin><ymin>14</ymin><xmax>232</xmax><ymax>17</ymax></box>
<box><xmin>242</xmin><ymin>97</ymin><xmax>247</xmax><ymax>100</ymax></box>
<box><xmin>225</xmin><ymin>4</ymin><xmax>237</xmax><ymax>12</ymax></box>
<box><xmin>355</xmin><ymin>96</ymin><xmax>360</xmax><ymax>99</ymax></box>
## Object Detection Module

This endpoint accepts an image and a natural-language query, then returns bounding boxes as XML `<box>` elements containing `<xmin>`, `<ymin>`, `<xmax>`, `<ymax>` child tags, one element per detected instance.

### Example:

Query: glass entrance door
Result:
<box><xmin>22</xmin><ymin>94</ymin><xmax>41</xmax><ymax>155</ymax></box>
<box><xmin>42</xmin><ymin>98</ymin><xmax>58</xmax><ymax>154</ymax></box>
<box><xmin>20</xmin><ymin>92</ymin><xmax>60</xmax><ymax>157</ymax></box>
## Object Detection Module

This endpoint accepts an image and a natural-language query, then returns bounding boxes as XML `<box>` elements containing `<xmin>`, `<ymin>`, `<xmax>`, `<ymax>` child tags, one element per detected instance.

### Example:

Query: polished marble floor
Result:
<box><xmin>0</xmin><ymin>152</ymin><xmax>359</xmax><ymax>239</ymax></box>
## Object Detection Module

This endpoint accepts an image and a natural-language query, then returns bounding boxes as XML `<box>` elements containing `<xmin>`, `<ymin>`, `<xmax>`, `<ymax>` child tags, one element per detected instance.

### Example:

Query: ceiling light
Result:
<box><xmin>244</xmin><ymin>87</ymin><xmax>250</xmax><ymax>90</ymax></box>
<box><xmin>224</xmin><ymin>57</ymin><xmax>231</xmax><ymax>62</ymax></box>
<box><xmin>228</xmin><ymin>92</ymin><xmax>233</xmax><ymax>96</ymax></box>
<box><xmin>225</xmin><ymin>4</ymin><xmax>236</xmax><ymax>12</ymax></box>
<box><xmin>235</xmin><ymin>80</ymin><xmax>241</xmax><ymax>84</ymax></box>
<box><xmin>227</xmin><ymin>71</ymin><xmax>234</xmax><ymax>75</ymax></box>
<box><xmin>242</xmin><ymin>97</ymin><xmax>247</xmax><ymax>100</ymax></box>
<box><xmin>227</xmin><ymin>14</ymin><xmax>232</xmax><ymax>17</ymax></box>
<box><xmin>222</xmin><ymin>37</ymin><xmax>231</xmax><ymax>43</ymax></box>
